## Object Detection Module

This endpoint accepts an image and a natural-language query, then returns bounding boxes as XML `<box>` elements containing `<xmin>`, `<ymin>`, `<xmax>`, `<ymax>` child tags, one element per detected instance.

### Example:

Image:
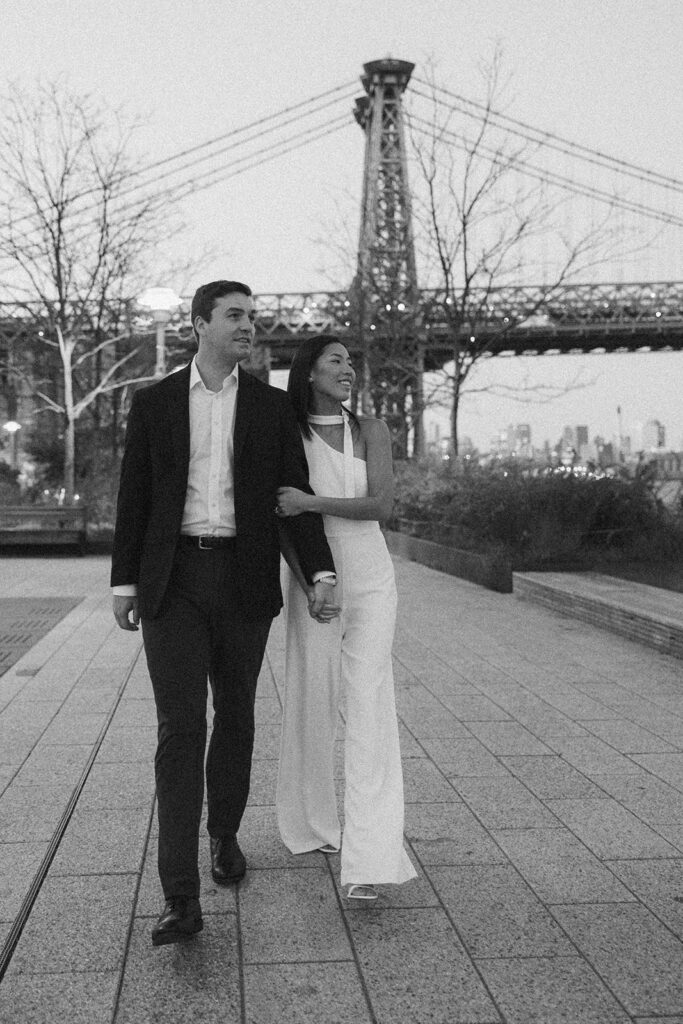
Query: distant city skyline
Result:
<box><xmin>422</xmin><ymin>348</ymin><xmax>683</xmax><ymax>454</ymax></box>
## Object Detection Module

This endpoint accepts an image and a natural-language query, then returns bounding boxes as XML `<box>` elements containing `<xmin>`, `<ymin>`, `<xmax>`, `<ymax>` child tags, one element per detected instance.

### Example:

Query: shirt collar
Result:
<box><xmin>190</xmin><ymin>357</ymin><xmax>239</xmax><ymax>394</ymax></box>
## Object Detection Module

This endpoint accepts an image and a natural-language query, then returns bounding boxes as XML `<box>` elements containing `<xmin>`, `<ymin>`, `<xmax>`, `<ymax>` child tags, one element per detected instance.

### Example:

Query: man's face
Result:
<box><xmin>196</xmin><ymin>292</ymin><xmax>255</xmax><ymax>365</ymax></box>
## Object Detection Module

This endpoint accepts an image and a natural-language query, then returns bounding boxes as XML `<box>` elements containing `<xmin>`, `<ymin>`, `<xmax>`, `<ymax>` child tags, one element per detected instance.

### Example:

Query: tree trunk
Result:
<box><xmin>411</xmin><ymin>347</ymin><xmax>425</xmax><ymax>459</ymax></box>
<box><xmin>63</xmin><ymin>415</ymin><xmax>76</xmax><ymax>503</ymax></box>
<box><xmin>450</xmin><ymin>346</ymin><xmax>461</xmax><ymax>457</ymax></box>
<box><xmin>59</xmin><ymin>327</ymin><xmax>77</xmax><ymax>503</ymax></box>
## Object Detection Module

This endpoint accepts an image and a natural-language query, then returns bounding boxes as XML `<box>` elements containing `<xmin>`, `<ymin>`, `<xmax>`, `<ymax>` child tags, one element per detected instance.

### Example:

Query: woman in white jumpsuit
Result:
<box><xmin>275</xmin><ymin>337</ymin><xmax>416</xmax><ymax>900</ymax></box>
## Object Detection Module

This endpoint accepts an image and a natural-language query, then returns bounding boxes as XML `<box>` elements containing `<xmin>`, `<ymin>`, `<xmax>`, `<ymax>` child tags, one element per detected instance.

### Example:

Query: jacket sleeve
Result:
<box><xmin>110</xmin><ymin>391</ymin><xmax>152</xmax><ymax>587</ymax></box>
<box><xmin>276</xmin><ymin>394</ymin><xmax>335</xmax><ymax>583</ymax></box>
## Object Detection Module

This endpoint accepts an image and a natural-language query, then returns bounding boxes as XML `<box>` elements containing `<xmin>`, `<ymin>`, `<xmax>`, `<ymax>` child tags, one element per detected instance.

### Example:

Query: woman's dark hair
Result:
<box><xmin>190</xmin><ymin>280</ymin><xmax>252</xmax><ymax>340</ymax></box>
<box><xmin>287</xmin><ymin>335</ymin><xmax>358</xmax><ymax>439</ymax></box>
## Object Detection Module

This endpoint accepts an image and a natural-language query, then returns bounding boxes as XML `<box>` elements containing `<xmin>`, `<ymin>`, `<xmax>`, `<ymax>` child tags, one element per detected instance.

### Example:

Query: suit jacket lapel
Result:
<box><xmin>233</xmin><ymin>365</ymin><xmax>258</xmax><ymax>465</ymax></box>
<box><xmin>166</xmin><ymin>364</ymin><xmax>191</xmax><ymax>478</ymax></box>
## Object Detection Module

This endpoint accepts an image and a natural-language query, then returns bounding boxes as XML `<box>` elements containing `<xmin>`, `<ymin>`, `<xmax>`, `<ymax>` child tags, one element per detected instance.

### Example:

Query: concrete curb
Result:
<box><xmin>514</xmin><ymin>570</ymin><xmax>683</xmax><ymax>660</ymax></box>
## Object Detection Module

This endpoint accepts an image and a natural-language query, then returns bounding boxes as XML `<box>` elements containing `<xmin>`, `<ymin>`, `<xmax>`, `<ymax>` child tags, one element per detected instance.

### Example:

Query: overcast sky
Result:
<box><xmin>4</xmin><ymin>0</ymin><xmax>683</xmax><ymax>449</ymax></box>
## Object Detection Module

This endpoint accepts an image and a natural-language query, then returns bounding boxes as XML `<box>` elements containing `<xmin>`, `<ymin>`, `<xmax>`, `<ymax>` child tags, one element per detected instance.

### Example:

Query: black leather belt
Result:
<box><xmin>179</xmin><ymin>535</ymin><xmax>236</xmax><ymax>550</ymax></box>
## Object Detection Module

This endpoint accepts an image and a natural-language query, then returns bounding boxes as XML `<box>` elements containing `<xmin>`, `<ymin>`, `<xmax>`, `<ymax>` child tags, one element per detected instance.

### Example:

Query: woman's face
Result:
<box><xmin>309</xmin><ymin>343</ymin><xmax>356</xmax><ymax>403</ymax></box>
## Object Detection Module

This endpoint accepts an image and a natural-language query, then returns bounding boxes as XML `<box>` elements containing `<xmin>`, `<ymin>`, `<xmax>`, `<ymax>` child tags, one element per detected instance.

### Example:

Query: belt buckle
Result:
<box><xmin>198</xmin><ymin>536</ymin><xmax>211</xmax><ymax>549</ymax></box>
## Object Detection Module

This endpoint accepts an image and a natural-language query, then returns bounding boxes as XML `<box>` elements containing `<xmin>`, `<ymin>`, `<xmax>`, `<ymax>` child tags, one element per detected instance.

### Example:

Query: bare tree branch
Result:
<box><xmin>0</xmin><ymin>80</ymin><xmax>189</xmax><ymax>499</ymax></box>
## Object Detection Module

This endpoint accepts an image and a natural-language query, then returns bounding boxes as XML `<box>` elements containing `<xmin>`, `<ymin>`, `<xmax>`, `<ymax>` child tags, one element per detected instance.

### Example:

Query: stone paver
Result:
<box><xmin>478</xmin><ymin>956</ymin><xmax>631</xmax><ymax>1024</ymax></box>
<box><xmin>1</xmin><ymin>554</ymin><xmax>683</xmax><ymax>1023</ymax></box>
<box><xmin>551</xmin><ymin>903</ymin><xmax>683</xmax><ymax>1017</ymax></box>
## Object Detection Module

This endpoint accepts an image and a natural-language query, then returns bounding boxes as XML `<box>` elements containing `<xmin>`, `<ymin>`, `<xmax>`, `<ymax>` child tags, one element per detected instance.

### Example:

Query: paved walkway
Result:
<box><xmin>1</xmin><ymin>554</ymin><xmax>683</xmax><ymax>1023</ymax></box>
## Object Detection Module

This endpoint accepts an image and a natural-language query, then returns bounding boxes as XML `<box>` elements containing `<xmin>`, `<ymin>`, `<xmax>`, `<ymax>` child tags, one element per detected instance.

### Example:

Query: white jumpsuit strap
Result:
<box><xmin>342</xmin><ymin>411</ymin><xmax>355</xmax><ymax>498</ymax></box>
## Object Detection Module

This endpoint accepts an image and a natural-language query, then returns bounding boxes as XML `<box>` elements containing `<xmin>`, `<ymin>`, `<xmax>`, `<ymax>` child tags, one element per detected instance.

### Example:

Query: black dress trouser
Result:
<box><xmin>141</xmin><ymin>542</ymin><xmax>272</xmax><ymax>899</ymax></box>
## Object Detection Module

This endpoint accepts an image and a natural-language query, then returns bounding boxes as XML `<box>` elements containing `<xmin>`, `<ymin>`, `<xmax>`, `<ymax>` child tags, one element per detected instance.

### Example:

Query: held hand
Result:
<box><xmin>307</xmin><ymin>582</ymin><xmax>341</xmax><ymax>622</ymax></box>
<box><xmin>113</xmin><ymin>595</ymin><xmax>140</xmax><ymax>631</ymax></box>
<box><xmin>275</xmin><ymin>486</ymin><xmax>310</xmax><ymax>517</ymax></box>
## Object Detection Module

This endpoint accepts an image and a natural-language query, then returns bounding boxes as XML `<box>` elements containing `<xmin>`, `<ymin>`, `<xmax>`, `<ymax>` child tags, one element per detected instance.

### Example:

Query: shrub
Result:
<box><xmin>391</xmin><ymin>459</ymin><xmax>683</xmax><ymax>566</ymax></box>
<box><xmin>0</xmin><ymin>461</ymin><xmax>21</xmax><ymax>504</ymax></box>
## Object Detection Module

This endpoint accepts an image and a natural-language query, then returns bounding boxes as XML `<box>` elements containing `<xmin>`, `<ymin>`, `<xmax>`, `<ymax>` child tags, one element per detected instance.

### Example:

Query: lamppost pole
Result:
<box><xmin>138</xmin><ymin>287</ymin><xmax>182</xmax><ymax>378</ymax></box>
<box><xmin>3</xmin><ymin>420</ymin><xmax>21</xmax><ymax>470</ymax></box>
<box><xmin>153</xmin><ymin>314</ymin><xmax>170</xmax><ymax>378</ymax></box>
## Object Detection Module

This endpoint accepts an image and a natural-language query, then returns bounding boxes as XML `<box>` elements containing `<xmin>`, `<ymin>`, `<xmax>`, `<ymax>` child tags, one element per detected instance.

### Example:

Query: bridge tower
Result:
<box><xmin>352</xmin><ymin>58</ymin><xmax>422</xmax><ymax>457</ymax></box>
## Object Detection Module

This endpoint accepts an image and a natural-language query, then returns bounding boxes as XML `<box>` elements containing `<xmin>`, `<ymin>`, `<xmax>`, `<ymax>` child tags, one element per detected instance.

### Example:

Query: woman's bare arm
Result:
<box><xmin>277</xmin><ymin>419</ymin><xmax>394</xmax><ymax>522</ymax></box>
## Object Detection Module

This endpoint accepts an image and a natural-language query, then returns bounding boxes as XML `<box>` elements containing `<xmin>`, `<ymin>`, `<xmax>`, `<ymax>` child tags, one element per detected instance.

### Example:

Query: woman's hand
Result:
<box><xmin>306</xmin><ymin>585</ymin><xmax>340</xmax><ymax>623</ymax></box>
<box><xmin>276</xmin><ymin>486</ymin><xmax>311</xmax><ymax>517</ymax></box>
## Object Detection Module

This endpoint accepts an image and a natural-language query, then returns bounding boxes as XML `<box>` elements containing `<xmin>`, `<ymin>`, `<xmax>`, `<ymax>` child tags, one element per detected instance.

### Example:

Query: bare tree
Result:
<box><xmin>407</xmin><ymin>49</ymin><xmax>623</xmax><ymax>454</ymax></box>
<box><xmin>0</xmin><ymin>81</ymin><xmax>182</xmax><ymax>500</ymax></box>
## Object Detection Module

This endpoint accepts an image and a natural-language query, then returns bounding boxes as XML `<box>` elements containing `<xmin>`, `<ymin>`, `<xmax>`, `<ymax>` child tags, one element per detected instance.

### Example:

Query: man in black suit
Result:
<box><xmin>111</xmin><ymin>280</ymin><xmax>337</xmax><ymax>946</ymax></box>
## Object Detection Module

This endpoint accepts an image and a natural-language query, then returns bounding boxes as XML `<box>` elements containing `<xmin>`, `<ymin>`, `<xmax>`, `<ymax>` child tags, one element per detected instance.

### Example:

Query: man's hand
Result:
<box><xmin>113</xmin><ymin>594</ymin><xmax>140</xmax><ymax>631</ymax></box>
<box><xmin>307</xmin><ymin>581</ymin><xmax>340</xmax><ymax>622</ymax></box>
<box><xmin>276</xmin><ymin>486</ymin><xmax>311</xmax><ymax>517</ymax></box>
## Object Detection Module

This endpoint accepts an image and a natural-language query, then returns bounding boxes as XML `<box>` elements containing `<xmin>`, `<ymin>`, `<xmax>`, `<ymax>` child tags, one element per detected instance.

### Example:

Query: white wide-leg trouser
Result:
<box><xmin>276</xmin><ymin>529</ymin><xmax>416</xmax><ymax>886</ymax></box>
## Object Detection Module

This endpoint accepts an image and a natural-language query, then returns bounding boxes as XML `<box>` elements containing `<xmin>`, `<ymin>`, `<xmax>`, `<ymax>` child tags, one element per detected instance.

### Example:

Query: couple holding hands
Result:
<box><xmin>111</xmin><ymin>279</ymin><xmax>415</xmax><ymax>947</ymax></box>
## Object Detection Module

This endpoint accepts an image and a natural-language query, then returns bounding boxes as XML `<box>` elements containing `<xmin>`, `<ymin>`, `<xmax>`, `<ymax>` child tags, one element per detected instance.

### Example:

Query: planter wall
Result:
<box><xmin>384</xmin><ymin>530</ymin><xmax>513</xmax><ymax>593</ymax></box>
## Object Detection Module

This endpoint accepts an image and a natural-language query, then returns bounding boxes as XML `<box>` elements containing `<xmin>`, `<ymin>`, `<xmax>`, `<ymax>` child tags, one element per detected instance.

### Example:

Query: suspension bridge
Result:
<box><xmin>1</xmin><ymin>58</ymin><xmax>682</xmax><ymax>411</ymax></box>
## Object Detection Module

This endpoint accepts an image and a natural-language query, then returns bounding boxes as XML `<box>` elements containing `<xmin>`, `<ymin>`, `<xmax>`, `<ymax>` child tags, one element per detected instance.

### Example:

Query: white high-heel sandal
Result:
<box><xmin>346</xmin><ymin>884</ymin><xmax>378</xmax><ymax>901</ymax></box>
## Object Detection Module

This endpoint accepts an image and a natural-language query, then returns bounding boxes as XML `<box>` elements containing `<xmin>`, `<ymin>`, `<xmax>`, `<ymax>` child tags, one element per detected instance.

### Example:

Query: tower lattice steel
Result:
<box><xmin>352</xmin><ymin>58</ymin><xmax>423</xmax><ymax>457</ymax></box>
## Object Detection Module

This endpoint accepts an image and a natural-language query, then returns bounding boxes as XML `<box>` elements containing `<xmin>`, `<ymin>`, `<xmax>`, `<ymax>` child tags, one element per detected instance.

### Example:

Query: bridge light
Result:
<box><xmin>655</xmin><ymin>311</ymin><xmax>662</xmax><ymax>318</ymax></box>
<box><xmin>344</xmin><ymin>300</ymin><xmax>350</xmax><ymax>307</ymax></box>
<box><xmin>370</xmin><ymin>324</ymin><xmax>376</xmax><ymax>330</ymax></box>
<box><xmin>470</xmin><ymin>335</ymin><xmax>475</xmax><ymax>343</ymax></box>
<box><xmin>397</xmin><ymin>302</ymin><xmax>406</xmax><ymax>311</ymax></box>
<box><xmin>345</xmin><ymin>321</ymin><xmax>351</xmax><ymax>327</ymax></box>
<box><xmin>445</xmin><ymin>297</ymin><xmax>453</xmax><ymax>305</ymax></box>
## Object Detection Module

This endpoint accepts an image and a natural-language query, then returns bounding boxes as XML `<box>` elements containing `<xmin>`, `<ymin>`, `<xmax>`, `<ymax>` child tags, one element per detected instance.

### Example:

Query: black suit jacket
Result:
<box><xmin>110</xmin><ymin>364</ymin><xmax>334</xmax><ymax>620</ymax></box>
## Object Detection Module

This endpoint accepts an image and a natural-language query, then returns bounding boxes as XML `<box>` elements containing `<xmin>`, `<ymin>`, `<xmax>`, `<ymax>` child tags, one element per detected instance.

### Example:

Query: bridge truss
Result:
<box><xmin>247</xmin><ymin>279</ymin><xmax>683</xmax><ymax>369</ymax></box>
<box><xmin>2</xmin><ymin>278</ymin><xmax>682</xmax><ymax>375</ymax></box>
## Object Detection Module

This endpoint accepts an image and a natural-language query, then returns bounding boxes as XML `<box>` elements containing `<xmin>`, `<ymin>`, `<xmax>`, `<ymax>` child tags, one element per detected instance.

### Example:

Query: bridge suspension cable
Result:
<box><xmin>411</xmin><ymin>76</ymin><xmax>683</xmax><ymax>195</ymax></box>
<box><xmin>0</xmin><ymin>84</ymin><xmax>356</xmax><ymax>278</ymax></box>
<box><xmin>0</xmin><ymin>114</ymin><xmax>353</xmax><ymax>274</ymax></box>
<box><xmin>1</xmin><ymin>81</ymin><xmax>357</xmax><ymax>234</ymax></box>
<box><xmin>407</xmin><ymin>114</ymin><xmax>683</xmax><ymax>229</ymax></box>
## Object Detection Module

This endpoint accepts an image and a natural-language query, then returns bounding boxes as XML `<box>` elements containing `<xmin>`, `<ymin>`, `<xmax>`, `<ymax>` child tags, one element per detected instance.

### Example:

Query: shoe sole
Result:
<box><xmin>211</xmin><ymin>868</ymin><xmax>246</xmax><ymax>886</ymax></box>
<box><xmin>152</xmin><ymin>919</ymin><xmax>203</xmax><ymax>946</ymax></box>
<box><xmin>346</xmin><ymin>885</ymin><xmax>378</xmax><ymax>901</ymax></box>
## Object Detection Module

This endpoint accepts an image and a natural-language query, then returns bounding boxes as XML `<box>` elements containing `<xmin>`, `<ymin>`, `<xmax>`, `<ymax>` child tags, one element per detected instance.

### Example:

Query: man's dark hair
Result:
<box><xmin>190</xmin><ymin>280</ymin><xmax>252</xmax><ymax>339</ymax></box>
<box><xmin>287</xmin><ymin>335</ymin><xmax>358</xmax><ymax>439</ymax></box>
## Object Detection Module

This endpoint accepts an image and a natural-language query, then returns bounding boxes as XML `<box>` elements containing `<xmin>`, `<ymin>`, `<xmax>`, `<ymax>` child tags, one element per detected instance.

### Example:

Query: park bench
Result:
<box><xmin>0</xmin><ymin>505</ymin><xmax>88</xmax><ymax>554</ymax></box>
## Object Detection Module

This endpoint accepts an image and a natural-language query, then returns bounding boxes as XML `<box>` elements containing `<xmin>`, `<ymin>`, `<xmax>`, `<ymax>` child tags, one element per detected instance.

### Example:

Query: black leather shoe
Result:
<box><xmin>151</xmin><ymin>896</ymin><xmax>203</xmax><ymax>947</ymax></box>
<box><xmin>210</xmin><ymin>834</ymin><xmax>246</xmax><ymax>885</ymax></box>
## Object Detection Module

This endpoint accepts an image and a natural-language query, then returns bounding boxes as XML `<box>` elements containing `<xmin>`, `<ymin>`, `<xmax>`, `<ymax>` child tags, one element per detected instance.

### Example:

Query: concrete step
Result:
<box><xmin>513</xmin><ymin>570</ymin><xmax>683</xmax><ymax>660</ymax></box>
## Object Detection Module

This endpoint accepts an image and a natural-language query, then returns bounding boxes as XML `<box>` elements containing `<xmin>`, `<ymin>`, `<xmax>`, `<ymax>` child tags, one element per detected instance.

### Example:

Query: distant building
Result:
<box><xmin>595</xmin><ymin>438</ymin><xmax>615</xmax><ymax>467</ymax></box>
<box><xmin>642</xmin><ymin>418</ymin><xmax>665</xmax><ymax>450</ymax></box>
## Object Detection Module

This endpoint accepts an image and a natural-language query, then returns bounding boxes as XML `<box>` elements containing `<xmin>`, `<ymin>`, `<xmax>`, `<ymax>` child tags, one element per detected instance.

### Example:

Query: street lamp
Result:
<box><xmin>138</xmin><ymin>287</ymin><xmax>182</xmax><ymax>377</ymax></box>
<box><xmin>3</xmin><ymin>420</ymin><xmax>21</xmax><ymax>470</ymax></box>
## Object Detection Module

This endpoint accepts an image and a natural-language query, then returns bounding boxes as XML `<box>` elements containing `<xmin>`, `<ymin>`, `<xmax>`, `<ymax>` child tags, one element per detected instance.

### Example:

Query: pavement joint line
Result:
<box><xmin>0</xmin><ymin>644</ymin><xmax>143</xmax><ymax>983</ymax></box>
<box><xmin>235</xmin><ymin>883</ymin><xmax>248</xmax><ymax>1024</ymax></box>
<box><xmin>110</xmin><ymin>794</ymin><xmax>157</xmax><ymax>1023</ymax></box>
<box><xmin>322</xmin><ymin>847</ymin><xmax>379</xmax><ymax>1024</ymax></box>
